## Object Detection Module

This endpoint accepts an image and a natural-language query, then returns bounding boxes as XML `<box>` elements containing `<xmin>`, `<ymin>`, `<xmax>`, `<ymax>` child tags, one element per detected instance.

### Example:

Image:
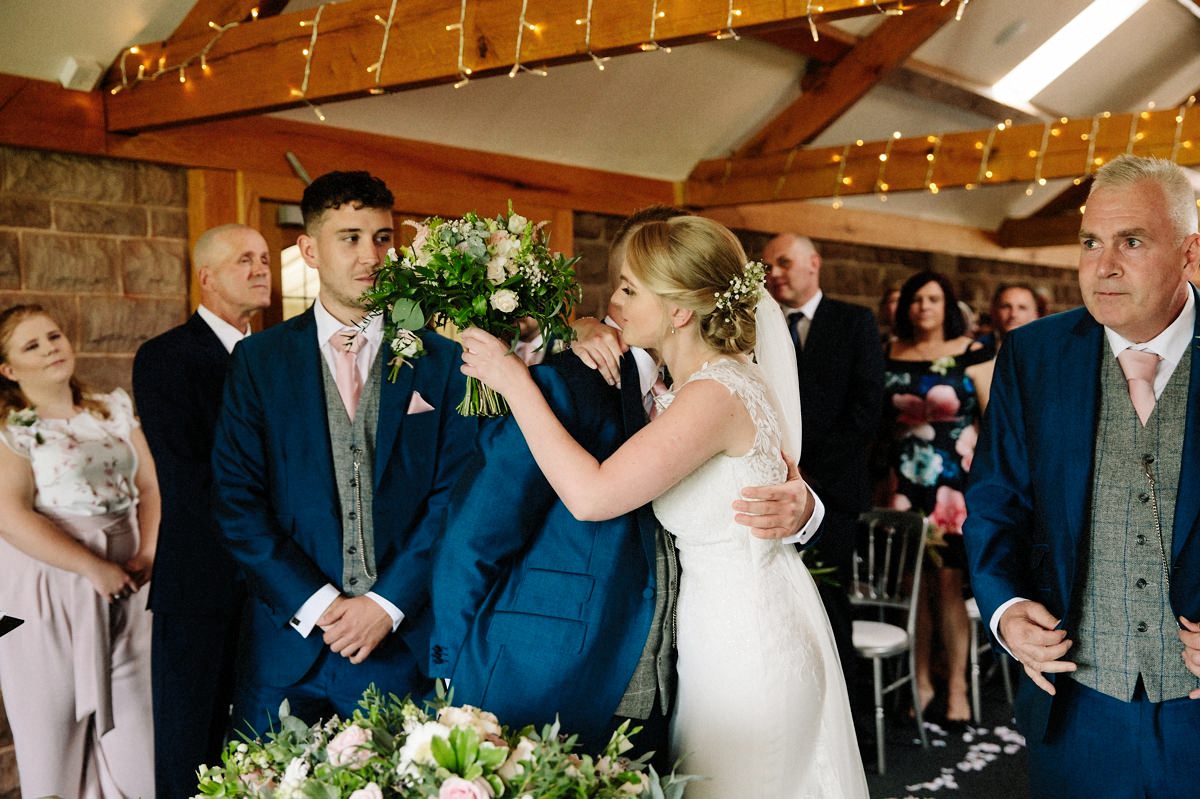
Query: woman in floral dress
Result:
<box><xmin>882</xmin><ymin>271</ymin><xmax>992</xmax><ymax>724</ymax></box>
<box><xmin>0</xmin><ymin>304</ymin><xmax>159</xmax><ymax>798</ymax></box>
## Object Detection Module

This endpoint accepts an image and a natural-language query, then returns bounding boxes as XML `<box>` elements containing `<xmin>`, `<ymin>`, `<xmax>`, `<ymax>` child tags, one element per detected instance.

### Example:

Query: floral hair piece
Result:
<box><xmin>714</xmin><ymin>260</ymin><xmax>767</xmax><ymax>320</ymax></box>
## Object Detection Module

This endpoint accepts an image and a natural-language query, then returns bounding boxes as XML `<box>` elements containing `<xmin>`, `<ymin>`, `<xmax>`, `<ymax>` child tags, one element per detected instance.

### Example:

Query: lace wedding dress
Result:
<box><xmin>653</xmin><ymin>359</ymin><xmax>868</xmax><ymax>799</ymax></box>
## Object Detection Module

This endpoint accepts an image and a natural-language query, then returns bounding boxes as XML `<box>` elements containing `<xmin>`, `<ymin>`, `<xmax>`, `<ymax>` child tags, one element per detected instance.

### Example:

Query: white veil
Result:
<box><xmin>752</xmin><ymin>290</ymin><xmax>803</xmax><ymax>465</ymax></box>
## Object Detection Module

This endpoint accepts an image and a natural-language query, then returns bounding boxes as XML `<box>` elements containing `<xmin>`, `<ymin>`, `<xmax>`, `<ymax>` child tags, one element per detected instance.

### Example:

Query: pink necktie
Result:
<box><xmin>1117</xmin><ymin>348</ymin><xmax>1161</xmax><ymax>426</ymax></box>
<box><xmin>647</xmin><ymin>373</ymin><xmax>669</xmax><ymax>420</ymax></box>
<box><xmin>331</xmin><ymin>327</ymin><xmax>364</xmax><ymax>420</ymax></box>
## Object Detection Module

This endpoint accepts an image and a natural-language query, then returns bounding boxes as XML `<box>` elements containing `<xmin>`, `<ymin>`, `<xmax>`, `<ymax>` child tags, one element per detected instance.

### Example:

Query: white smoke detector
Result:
<box><xmin>59</xmin><ymin>57</ymin><xmax>103</xmax><ymax>92</ymax></box>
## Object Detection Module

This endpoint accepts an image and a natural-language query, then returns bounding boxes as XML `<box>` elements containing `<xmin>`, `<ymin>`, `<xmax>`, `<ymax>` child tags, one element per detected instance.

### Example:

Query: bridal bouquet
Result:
<box><xmin>361</xmin><ymin>204</ymin><xmax>581</xmax><ymax>417</ymax></box>
<box><xmin>192</xmin><ymin>685</ymin><xmax>691</xmax><ymax>799</ymax></box>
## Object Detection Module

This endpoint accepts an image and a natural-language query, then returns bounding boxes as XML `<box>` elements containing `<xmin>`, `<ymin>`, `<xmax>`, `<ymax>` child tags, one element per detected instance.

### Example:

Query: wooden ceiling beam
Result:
<box><xmin>165</xmin><ymin>1</ymin><xmax>278</xmax><ymax>43</ymax></box>
<box><xmin>734</xmin><ymin>2</ymin><xmax>957</xmax><ymax>158</ymax></box>
<box><xmin>102</xmin><ymin>0</ymin><xmax>950</xmax><ymax>133</ymax></box>
<box><xmin>685</xmin><ymin>107</ymin><xmax>1200</xmax><ymax>207</ymax></box>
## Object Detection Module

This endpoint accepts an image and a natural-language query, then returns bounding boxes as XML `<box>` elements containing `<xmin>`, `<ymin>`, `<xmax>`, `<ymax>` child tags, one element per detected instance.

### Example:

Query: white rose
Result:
<box><xmin>507</xmin><ymin>214</ymin><xmax>528</xmax><ymax>235</ymax></box>
<box><xmin>327</xmin><ymin>725</ymin><xmax>374</xmax><ymax>768</ymax></box>
<box><xmin>497</xmin><ymin>736</ymin><xmax>537</xmax><ymax>781</ymax></box>
<box><xmin>486</xmin><ymin>257</ymin><xmax>508</xmax><ymax>284</ymax></box>
<box><xmin>349</xmin><ymin>783</ymin><xmax>384</xmax><ymax>799</ymax></box>
<box><xmin>397</xmin><ymin>721</ymin><xmax>450</xmax><ymax>775</ymax></box>
<box><xmin>489</xmin><ymin>289</ymin><xmax>519</xmax><ymax>314</ymax></box>
<box><xmin>437</xmin><ymin>705</ymin><xmax>503</xmax><ymax>738</ymax></box>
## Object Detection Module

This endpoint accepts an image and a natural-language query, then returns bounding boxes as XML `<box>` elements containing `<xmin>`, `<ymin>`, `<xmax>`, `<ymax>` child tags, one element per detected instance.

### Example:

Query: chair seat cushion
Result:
<box><xmin>852</xmin><ymin>620</ymin><xmax>909</xmax><ymax>657</ymax></box>
<box><xmin>965</xmin><ymin>596</ymin><xmax>980</xmax><ymax>620</ymax></box>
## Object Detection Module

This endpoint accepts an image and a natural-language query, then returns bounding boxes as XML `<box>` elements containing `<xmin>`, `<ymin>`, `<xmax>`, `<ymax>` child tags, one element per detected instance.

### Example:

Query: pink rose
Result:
<box><xmin>438</xmin><ymin>776</ymin><xmax>494</xmax><ymax>799</ymax></box>
<box><xmin>930</xmin><ymin>486</ymin><xmax>967</xmax><ymax>534</ymax></box>
<box><xmin>327</xmin><ymin>725</ymin><xmax>374</xmax><ymax>768</ymax></box>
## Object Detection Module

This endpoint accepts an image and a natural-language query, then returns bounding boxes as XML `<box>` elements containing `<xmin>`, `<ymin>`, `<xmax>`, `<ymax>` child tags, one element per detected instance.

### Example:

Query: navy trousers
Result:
<box><xmin>1028</xmin><ymin>678</ymin><xmax>1200</xmax><ymax>799</ymax></box>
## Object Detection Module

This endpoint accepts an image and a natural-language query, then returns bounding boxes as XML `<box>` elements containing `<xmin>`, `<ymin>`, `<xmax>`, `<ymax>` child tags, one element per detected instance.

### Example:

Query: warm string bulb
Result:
<box><xmin>1083</xmin><ymin>113</ymin><xmax>1103</xmax><ymax>175</ymax></box>
<box><xmin>509</xmin><ymin>0</ymin><xmax>549</xmax><ymax>78</ymax></box>
<box><xmin>113</xmin><ymin>19</ymin><xmax>239</xmax><ymax>94</ymax></box>
<box><xmin>643</xmin><ymin>0</ymin><xmax>671</xmax><ymax>52</ymax></box>
<box><xmin>366</xmin><ymin>0</ymin><xmax>400</xmax><ymax>95</ymax></box>
<box><xmin>872</xmin><ymin>0</ymin><xmax>903</xmax><ymax>16</ymax></box>
<box><xmin>831</xmin><ymin>143</ymin><xmax>852</xmax><ymax>210</ymax></box>
<box><xmin>1170</xmin><ymin>96</ymin><xmax>1196</xmax><ymax>162</ymax></box>
<box><xmin>575</xmin><ymin>0</ymin><xmax>610</xmax><ymax>70</ymax></box>
<box><xmin>923</xmin><ymin>135</ymin><xmax>942</xmax><ymax>194</ymax></box>
<box><xmin>446</xmin><ymin>0</ymin><xmax>473</xmax><ymax>88</ymax></box>
<box><xmin>716</xmin><ymin>1</ymin><xmax>743</xmax><ymax>40</ymax></box>
<box><xmin>972</xmin><ymin>124</ymin><xmax>1000</xmax><ymax>188</ymax></box>
<box><xmin>1025</xmin><ymin>120</ymin><xmax>1052</xmax><ymax>196</ymax></box>
<box><xmin>806</xmin><ymin>0</ymin><xmax>824</xmax><ymax>41</ymax></box>
<box><xmin>875</xmin><ymin>130</ymin><xmax>901</xmax><ymax>202</ymax></box>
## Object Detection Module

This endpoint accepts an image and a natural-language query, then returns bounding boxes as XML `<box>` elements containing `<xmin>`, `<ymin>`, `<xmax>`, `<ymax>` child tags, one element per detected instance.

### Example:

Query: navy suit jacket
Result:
<box><xmin>212</xmin><ymin>308</ymin><xmax>476</xmax><ymax>687</ymax></box>
<box><xmin>134</xmin><ymin>312</ymin><xmax>243</xmax><ymax>615</ymax></box>
<box><xmin>964</xmin><ymin>294</ymin><xmax>1200</xmax><ymax>740</ymax></box>
<box><xmin>797</xmin><ymin>297</ymin><xmax>884</xmax><ymax>516</ymax></box>
<box><xmin>428</xmin><ymin>353</ymin><xmax>657</xmax><ymax>751</ymax></box>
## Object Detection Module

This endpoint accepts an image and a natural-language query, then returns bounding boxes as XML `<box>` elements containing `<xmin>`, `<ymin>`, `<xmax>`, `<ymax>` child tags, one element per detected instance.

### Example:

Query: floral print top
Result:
<box><xmin>883</xmin><ymin>346</ymin><xmax>991</xmax><ymax>535</ymax></box>
<box><xmin>0</xmin><ymin>389</ymin><xmax>139</xmax><ymax>517</ymax></box>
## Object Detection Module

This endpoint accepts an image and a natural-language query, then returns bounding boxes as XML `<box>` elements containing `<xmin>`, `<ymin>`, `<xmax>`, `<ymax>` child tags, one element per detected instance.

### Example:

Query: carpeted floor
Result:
<box><xmin>861</xmin><ymin>676</ymin><xmax>1028</xmax><ymax>798</ymax></box>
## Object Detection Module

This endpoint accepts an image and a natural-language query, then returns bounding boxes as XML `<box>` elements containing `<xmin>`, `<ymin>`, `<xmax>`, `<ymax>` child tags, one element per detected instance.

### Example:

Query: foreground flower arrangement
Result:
<box><xmin>193</xmin><ymin>686</ymin><xmax>692</xmax><ymax>799</ymax></box>
<box><xmin>361</xmin><ymin>204</ymin><xmax>581</xmax><ymax>416</ymax></box>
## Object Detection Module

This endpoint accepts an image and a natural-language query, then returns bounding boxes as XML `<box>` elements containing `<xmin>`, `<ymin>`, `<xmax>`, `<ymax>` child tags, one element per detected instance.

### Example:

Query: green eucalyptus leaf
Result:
<box><xmin>390</xmin><ymin>298</ymin><xmax>426</xmax><ymax>330</ymax></box>
<box><xmin>431</xmin><ymin>733</ymin><xmax>457</xmax><ymax>770</ymax></box>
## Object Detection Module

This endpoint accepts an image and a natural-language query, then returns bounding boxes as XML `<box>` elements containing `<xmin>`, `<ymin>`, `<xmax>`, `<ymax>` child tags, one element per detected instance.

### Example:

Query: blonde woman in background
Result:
<box><xmin>0</xmin><ymin>304</ymin><xmax>158</xmax><ymax>798</ymax></box>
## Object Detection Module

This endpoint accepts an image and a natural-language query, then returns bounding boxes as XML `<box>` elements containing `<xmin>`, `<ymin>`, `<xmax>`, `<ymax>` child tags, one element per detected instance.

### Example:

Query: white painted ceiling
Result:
<box><xmin>2</xmin><ymin>0</ymin><xmax>1198</xmax><ymax>231</ymax></box>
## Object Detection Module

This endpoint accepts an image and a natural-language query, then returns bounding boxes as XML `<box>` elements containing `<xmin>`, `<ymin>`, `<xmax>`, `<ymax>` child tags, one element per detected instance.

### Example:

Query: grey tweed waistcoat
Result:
<box><xmin>321</xmin><ymin>353</ymin><xmax>382</xmax><ymax>596</ymax></box>
<box><xmin>614</xmin><ymin>527</ymin><xmax>678</xmax><ymax>719</ymax></box>
<box><xmin>1071</xmin><ymin>344</ymin><xmax>1200</xmax><ymax>702</ymax></box>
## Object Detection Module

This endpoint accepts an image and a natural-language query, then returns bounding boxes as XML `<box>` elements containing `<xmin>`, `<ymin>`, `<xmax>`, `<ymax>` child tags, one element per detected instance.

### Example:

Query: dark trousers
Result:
<box><xmin>1028</xmin><ymin>678</ymin><xmax>1200</xmax><ymax>799</ymax></box>
<box><xmin>151</xmin><ymin>610</ymin><xmax>241</xmax><ymax>799</ymax></box>
<box><xmin>231</xmin><ymin>643</ymin><xmax>431</xmax><ymax>738</ymax></box>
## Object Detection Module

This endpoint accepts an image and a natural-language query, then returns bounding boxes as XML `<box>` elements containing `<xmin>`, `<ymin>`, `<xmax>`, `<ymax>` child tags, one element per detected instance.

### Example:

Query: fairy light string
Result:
<box><xmin>1171</xmin><ymin>96</ymin><xmax>1197</xmax><ymax>162</ymax></box>
<box><xmin>446</xmin><ymin>0</ymin><xmax>472</xmax><ymax>88</ymax></box>
<box><xmin>643</xmin><ymin>0</ymin><xmax>671</xmax><ymax>52</ymax></box>
<box><xmin>875</xmin><ymin>130</ymin><xmax>901</xmax><ymax>202</ymax></box>
<box><xmin>923</xmin><ymin>135</ymin><xmax>942</xmax><ymax>194</ymax></box>
<box><xmin>366</xmin><ymin>0</ymin><xmax>400</xmax><ymax>94</ymax></box>
<box><xmin>806</xmin><ymin>0</ymin><xmax>823</xmax><ymax>41</ymax></box>
<box><xmin>575</xmin><ymin>0</ymin><xmax>611</xmax><ymax>70</ymax></box>
<box><xmin>831</xmin><ymin>142</ymin><xmax>853</xmax><ymax>209</ymax></box>
<box><xmin>717</xmin><ymin>0</ymin><xmax>743</xmax><ymax>40</ymax></box>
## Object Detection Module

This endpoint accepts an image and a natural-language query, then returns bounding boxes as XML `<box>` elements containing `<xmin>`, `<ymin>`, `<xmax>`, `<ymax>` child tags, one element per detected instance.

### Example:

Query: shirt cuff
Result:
<box><xmin>781</xmin><ymin>483</ymin><xmax>825</xmax><ymax>547</ymax></box>
<box><xmin>990</xmin><ymin>596</ymin><xmax>1029</xmax><ymax>660</ymax></box>
<box><xmin>366</xmin><ymin>591</ymin><xmax>404</xmax><ymax>632</ymax></box>
<box><xmin>290</xmin><ymin>584</ymin><xmax>340</xmax><ymax>638</ymax></box>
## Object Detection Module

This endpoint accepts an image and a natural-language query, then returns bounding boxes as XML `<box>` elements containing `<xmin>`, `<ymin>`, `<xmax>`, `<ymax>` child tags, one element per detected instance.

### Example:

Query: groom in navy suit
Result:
<box><xmin>965</xmin><ymin>155</ymin><xmax>1200</xmax><ymax>798</ymax></box>
<box><xmin>213</xmin><ymin>172</ymin><xmax>475</xmax><ymax>734</ymax></box>
<box><xmin>430</xmin><ymin>207</ymin><xmax>822</xmax><ymax>761</ymax></box>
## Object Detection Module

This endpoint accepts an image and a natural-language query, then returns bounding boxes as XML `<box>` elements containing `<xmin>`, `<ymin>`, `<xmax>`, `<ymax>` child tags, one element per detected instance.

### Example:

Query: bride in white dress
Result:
<box><xmin>460</xmin><ymin>216</ymin><xmax>867</xmax><ymax>798</ymax></box>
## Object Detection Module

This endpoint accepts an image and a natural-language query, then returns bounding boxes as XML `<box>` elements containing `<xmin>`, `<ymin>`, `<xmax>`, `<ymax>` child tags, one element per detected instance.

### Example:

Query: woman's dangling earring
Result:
<box><xmin>669</xmin><ymin>325</ymin><xmax>676</xmax><ymax>335</ymax></box>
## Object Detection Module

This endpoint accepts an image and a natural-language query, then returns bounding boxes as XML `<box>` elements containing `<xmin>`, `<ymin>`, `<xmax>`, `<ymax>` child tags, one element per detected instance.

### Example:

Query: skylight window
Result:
<box><xmin>990</xmin><ymin>0</ymin><xmax>1148</xmax><ymax>106</ymax></box>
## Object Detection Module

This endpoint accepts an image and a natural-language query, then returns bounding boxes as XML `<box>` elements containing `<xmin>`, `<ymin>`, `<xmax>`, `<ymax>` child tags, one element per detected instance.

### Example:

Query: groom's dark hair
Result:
<box><xmin>301</xmin><ymin>171</ymin><xmax>394</xmax><ymax>232</ymax></box>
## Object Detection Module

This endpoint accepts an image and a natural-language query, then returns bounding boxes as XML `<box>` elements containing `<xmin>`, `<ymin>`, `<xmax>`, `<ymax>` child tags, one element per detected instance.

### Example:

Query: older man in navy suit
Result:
<box><xmin>133</xmin><ymin>223</ymin><xmax>270</xmax><ymax>799</ymax></box>
<box><xmin>965</xmin><ymin>154</ymin><xmax>1200</xmax><ymax>798</ymax></box>
<box><xmin>213</xmin><ymin>172</ymin><xmax>475</xmax><ymax>735</ymax></box>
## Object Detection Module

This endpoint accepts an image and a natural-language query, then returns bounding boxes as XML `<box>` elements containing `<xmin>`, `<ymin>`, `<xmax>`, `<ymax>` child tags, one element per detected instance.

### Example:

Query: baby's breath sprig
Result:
<box><xmin>714</xmin><ymin>260</ymin><xmax>767</xmax><ymax>321</ymax></box>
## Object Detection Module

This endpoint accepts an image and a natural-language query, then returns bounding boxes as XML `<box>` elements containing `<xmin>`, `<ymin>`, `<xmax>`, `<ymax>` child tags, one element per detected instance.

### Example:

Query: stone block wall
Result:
<box><xmin>0</xmin><ymin>145</ymin><xmax>190</xmax><ymax>799</ymax></box>
<box><xmin>0</xmin><ymin>145</ymin><xmax>189</xmax><ymax>393</ymax></box>
<box><xmin>572</xmin><ymin>211</ymin><xmax>1083</xmax><ymax>322</ymax></box>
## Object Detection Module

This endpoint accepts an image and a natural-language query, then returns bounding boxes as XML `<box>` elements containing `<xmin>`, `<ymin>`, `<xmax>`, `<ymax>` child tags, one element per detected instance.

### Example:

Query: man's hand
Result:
<box><xmin>999</xmin><ymin>600</ymin><xmax>1076</xmax><ymax>695</ymax></box>
<box><xmin>733</xmin><ymin>457</ymin><xmax>812</xmax><ymax>540</ymax></box>
<box><xmin>570</xmin><ymin>317</ymin><xmax>627</xmax><ymax>387</ymax></box>
<box><xmin>317</xmin><ymin>595</ymin><xmax>392</xmax><ymax>665</ymax></box>
<box><xmin>1178</xmin><ymin>616</ymin><xmax>1200</xmax><ymax>698</ymax></box>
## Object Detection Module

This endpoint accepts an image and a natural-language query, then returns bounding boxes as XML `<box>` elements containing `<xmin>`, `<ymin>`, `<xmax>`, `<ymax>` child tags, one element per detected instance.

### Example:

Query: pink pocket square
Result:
<box><xmin>407</xmin><ymin>391</ymin><xmax>435</xmax><ymax>414</ymax></box>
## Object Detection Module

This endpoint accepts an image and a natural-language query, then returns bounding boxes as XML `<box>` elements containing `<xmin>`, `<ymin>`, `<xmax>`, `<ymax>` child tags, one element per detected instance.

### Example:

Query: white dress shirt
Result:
<box><xmin>197</xmin><ymin>304</ymin><xmax>250</xmax><ymax>354</ymax></box>
<box><xmin>291</xmin><ymin>299</ymin><xmax>403</xmax><ymax>638</ymax></box>
<box><xmin>782</xmin><ymin>290</ymin><xmax>823</xmax><ymax>349</ymax></box>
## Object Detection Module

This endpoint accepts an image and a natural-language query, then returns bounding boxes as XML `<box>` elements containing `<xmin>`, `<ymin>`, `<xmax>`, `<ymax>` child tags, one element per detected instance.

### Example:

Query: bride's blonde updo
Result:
<box><xmin>625</xmin><ymin>216</ymin><xmax>759</xmax><ymax>355</ymax></box>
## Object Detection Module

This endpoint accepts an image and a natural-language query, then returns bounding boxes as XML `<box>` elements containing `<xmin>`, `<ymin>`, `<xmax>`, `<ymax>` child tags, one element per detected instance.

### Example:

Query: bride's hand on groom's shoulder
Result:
<box><xmin>570</xmin><ymin>317</ymin><xmax>627</xmax><ymax>387</ymax></box>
